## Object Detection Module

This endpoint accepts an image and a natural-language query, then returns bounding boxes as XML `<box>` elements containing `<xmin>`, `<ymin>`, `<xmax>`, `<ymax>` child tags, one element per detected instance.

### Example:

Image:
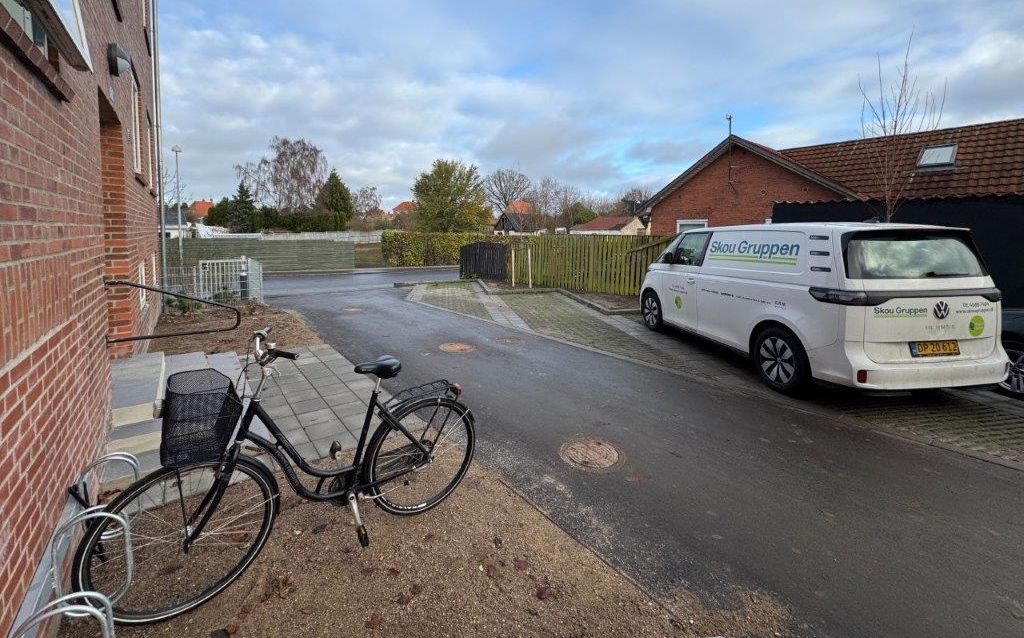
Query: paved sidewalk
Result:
<box><xmin>246</xmin><ymin>344</ymin><xmax>384</xmax><ymax>460</ymax></box>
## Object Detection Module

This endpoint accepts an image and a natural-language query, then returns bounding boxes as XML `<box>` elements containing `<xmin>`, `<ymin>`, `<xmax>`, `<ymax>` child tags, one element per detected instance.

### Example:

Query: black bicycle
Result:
<box><xmin>71</xmin><ymin>326</ymin><xmax>476</xmax><ymax>624</ymax></box>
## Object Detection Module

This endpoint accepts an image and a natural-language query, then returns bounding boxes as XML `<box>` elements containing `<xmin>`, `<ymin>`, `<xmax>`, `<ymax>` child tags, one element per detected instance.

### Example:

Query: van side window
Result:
<box><xmin>675</xmin><ymin>232</ymin><xmax>711</xmax><ymax>266</ymax></box>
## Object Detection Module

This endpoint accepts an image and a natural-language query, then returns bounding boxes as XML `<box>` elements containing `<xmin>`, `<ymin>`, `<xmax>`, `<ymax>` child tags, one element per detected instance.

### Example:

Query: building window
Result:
<box><xmin>917</xmin><ymin>144</ymin><xmax>957</xmax><ymax>168</ymax></box>
<box><xmin>1</xmin><ymin>0</ymin><xmax>48</xmax><ymax>54</ymax></box>
<box><xmin>137</xmin><ymin>262</ymin><xmax>147</xmax><ymax>306</ymax></box>
<box><xmin>676</xmin><ymin>219</ymin><xmax>709</xmax><ymax>233</ymax></box>
<box><xmin>145</xmin><ymin>117</ymin><xmax>154</xmax><ymax>186</ymax></box>
<box><xmin>130</xmin><ymin>76</ymin><xmax>143</xmax><ymax>174</ymax></box>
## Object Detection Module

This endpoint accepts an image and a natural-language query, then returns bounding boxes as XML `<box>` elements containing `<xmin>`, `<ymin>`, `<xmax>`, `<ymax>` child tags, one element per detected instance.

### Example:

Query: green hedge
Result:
<box><xmin>381</xmin><ymin>231</ymin><xmax>494</xmax><ymax>266</ymax></box>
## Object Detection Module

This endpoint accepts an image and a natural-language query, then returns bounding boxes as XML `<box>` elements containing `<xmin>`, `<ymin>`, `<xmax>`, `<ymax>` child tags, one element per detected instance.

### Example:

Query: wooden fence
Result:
<box><xmin>504</xmin><ymin>235</ymin><xmax>671</xmax><ymax>296</ymax></box>
<box><xmin>460</xmin><ymin>242</ymin><xmax>508</xmax><ymax>280</ymax></box>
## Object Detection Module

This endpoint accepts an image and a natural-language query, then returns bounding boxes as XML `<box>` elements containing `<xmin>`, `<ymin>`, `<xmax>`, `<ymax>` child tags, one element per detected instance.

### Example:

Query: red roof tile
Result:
<box><xmin>506</xmin><ymin>199</ymin><xmax>535</xmax><ymax>214</ymax></box>
<box><xmin>780</xmin><ymin>118</ymin><xmax>1024</xmax><ymax>199</ymax></box>
<box><xmin>392</xmin><ymin>200</ymin><xmax>418</xmax><ymax>214</ymax></box>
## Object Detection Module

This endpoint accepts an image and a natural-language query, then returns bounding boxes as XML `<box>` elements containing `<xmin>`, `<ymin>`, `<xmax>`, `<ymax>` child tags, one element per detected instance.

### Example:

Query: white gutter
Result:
<box><xmin>151</xmin><ymin>0</ymin><xmax>167</xmax><ymax>289</ymax></box>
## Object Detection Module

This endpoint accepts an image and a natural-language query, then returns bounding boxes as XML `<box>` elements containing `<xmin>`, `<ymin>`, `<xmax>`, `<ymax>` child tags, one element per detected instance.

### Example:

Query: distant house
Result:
<box><xmin>190</xmin><ymin>199</ymin><xmax>214</xmax><ymax>219</ymax></box>
<box><xmin>393</xmin><ymin>200</ymin><xmax>419</xmax><ymax>215</ymax></box>
<box><xmin>493</xmin><ymin>199</ymin><xmax>547</xmax><ymax>234</ymax></box>
<box><xmin>162</xmin><ymin>209</ymin><xmax>193</xmax><ymax>238</ymax></box>
<box><xmin>570</xmin><ymin>216</ymin><xmax>647</xmax><ymax>235</ymax></box>
<box><xmin>641</xmin><ymin>117</ymin><xmax>1024</xmax><ymax>305</ymax></box>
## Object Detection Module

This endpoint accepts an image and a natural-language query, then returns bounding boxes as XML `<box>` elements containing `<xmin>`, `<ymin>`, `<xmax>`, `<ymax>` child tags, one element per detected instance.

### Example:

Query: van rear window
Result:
<box><xmin>844</xmin><ymin>232</ymin><xmax>986</xmax><ymax>279</ymax></box>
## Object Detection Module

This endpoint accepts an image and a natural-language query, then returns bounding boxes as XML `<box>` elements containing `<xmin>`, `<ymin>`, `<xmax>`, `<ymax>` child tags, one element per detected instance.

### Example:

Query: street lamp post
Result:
<box><xmin>172</xmin><ymin>144</ymin><xmax>183</xmax><ymax>267</ymax></box>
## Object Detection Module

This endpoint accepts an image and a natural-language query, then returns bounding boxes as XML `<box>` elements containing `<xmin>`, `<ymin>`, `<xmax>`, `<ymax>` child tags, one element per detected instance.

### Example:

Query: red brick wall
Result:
<box><xmin>0</xmin><ymin>0</ymin><xmax>159</xmax><ymax>633</ymax></box>
<box><xmin>648</xmin><ymin>147</ymin><xmax>843</xmax><ymax>235</ymax></box>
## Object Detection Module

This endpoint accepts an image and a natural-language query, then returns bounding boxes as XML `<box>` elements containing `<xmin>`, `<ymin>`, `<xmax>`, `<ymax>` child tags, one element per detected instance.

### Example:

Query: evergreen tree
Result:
<box><xmin>225</xmin><ymin>183</ymin><xmax>257</xmax><ymax>233</ymax></box>
<box><xmin>315</xmin><ymin>169</ymin><xmax>353</xmax><ymax>229</ymax></box>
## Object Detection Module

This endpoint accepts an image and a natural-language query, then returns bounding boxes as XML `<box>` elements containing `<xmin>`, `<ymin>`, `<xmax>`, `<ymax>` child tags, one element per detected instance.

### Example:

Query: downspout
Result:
<box><xmin>151</xmin><ymin>0</ymin><xmax>167</xmax><ymax>290</ymax></box>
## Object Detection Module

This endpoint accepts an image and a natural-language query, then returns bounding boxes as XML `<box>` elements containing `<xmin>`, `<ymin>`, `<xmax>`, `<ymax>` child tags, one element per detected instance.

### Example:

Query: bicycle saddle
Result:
<box><xmin>354</xmin><ymin>355</ymin><xmax>401</xmax><ymax>379</ymax></box>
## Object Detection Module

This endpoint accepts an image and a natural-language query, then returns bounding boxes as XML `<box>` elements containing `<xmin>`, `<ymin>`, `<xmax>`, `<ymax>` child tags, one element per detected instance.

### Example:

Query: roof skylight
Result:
<box><xmin>917</xmin><ymin>144</ymin><xmax>957</xmax><ymax>168</ymax></box>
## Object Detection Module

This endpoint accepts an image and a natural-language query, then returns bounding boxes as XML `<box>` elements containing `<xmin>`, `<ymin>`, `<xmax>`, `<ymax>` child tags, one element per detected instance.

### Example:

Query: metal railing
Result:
<box><xmin>163</xmin><ymin>257</ymin><xmax>263</xmax><ymax>304</ymax></box>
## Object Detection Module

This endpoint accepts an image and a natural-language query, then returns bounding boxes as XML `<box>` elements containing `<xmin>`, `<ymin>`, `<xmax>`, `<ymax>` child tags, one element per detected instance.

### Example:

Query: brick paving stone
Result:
<box><xmin>421</xmin><ymin>282</ymin><xmax>491</xmax><ymax>320</ymax></box>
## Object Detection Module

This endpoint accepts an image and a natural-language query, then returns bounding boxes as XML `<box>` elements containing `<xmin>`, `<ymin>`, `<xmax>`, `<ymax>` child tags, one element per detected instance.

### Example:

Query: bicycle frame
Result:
<box><xmin>185</xmin><ymin>377</ymin><xmax>436</xmax><ymax>546</ymax></box>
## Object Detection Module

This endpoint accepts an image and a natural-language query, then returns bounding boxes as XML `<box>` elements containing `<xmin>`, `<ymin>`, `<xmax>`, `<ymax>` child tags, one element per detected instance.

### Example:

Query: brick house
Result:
<box><xmin>643</xmin><ymin>118</ymin><xmax>1024</xmax><ymax>235</ymax></box>
<box><xmin>0</xmin><ymin>0</ymin><xmax>162</xmax><ymax>633</ymax></box>
<box><xmin>189</xmin><ymin>198</ymin><xmax>214</xmax><ymax>219</ymax></box>
<box><xmin>642</xmin><ymin>119</ymin><xmax>1024</xmax><ymax>305</ymax></box>
<box><xmin>493</xmin><ymin>199</ymin><xmax>548</xmax><ymax>234</ymax></box>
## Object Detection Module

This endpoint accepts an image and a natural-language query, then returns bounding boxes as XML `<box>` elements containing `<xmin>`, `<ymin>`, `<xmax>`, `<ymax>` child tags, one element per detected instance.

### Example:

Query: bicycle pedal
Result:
<box><xmin>328</xmin><ymin>440</ymin><xmax>343</xmax><ymax>460</ymax></box>
<box><xmin>357</xmin><ymin>524</ymin><xmax>370</xmax><ymax>547</ymax></box>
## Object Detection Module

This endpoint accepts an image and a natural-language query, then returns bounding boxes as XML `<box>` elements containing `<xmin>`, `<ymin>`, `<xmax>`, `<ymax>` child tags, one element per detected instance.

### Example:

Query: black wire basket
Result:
<box><xmin>160</xmin><ymin>369</ymin><xmax>243</xmax><ymax>467</ymax></box>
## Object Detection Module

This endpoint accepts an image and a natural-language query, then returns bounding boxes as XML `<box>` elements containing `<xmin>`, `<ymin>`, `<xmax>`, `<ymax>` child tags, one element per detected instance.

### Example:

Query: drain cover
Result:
<box><xmin>439</xmin><ymin>342</ymin><xmax>474</xmax><ymax>353</ymax></box>
<box><xmin>559</xmin><ymin>438</ymin><xmax>621</xmax><ymax>471</ymax></box>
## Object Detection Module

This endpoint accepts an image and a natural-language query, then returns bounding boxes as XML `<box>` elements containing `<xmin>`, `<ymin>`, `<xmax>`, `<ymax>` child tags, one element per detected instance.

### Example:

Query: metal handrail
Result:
<box><xmin>49</xmin><ymin>509</ymin><xmax>134</xmax><ymax>605</ymax></box>
<box><xmin>103</xmin><ymin>278</ymin><xmax>241</xmax><ymax>344</ymax></box>
<box><xmin>9</xmin><ymin>593</ymin><xmax>114</xmax><ymax>638</ymax></box>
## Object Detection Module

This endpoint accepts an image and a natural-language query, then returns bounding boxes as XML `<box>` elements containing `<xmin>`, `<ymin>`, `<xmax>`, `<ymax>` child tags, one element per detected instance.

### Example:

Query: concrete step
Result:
<box><xmin>102</xmin><ymin>351</ymin><xmax>246</xmax><ymax>491</ymax></box>
<box><xmin>110</xmin><ymin>352</ymin><xmax>164</xmax><ymax>428</ymax></box>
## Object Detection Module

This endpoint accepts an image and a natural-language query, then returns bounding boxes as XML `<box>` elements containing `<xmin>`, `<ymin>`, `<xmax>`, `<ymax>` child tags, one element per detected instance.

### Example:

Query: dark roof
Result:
<box><xmin>644</xmin><ymin>118</ymin><xmax>1024</xmax><ymax>209</ymax></box>
<box><xmin>780</xmin><ymin>118</ymin><xmax>1024</xmax><ymax>200</ymax></box>
<box><xmin>494</xmin><ymin>210</ymin><xmax>543</xmax><ymax>232</ymax></box>
<box><xmin>573</xmin><ymin>216</ymin><xmax>635</xmax><ymax>231</ymax></box>
<box><xmin>162</xmin><ymin>209</ymin><xmax>190</xmax><ymax>226</ymax></box>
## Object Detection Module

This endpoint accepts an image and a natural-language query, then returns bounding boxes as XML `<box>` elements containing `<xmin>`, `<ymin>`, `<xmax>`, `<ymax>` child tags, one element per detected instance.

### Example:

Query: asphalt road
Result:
<box><xmin>268</xmin><ymin>272</ymin><xmax>1024</xmax><ymax>638</ymax></box>
<box><xmin>263</xmin><ymin>267</ymin><xmax>460</xmax><ymax>297</ymax></box>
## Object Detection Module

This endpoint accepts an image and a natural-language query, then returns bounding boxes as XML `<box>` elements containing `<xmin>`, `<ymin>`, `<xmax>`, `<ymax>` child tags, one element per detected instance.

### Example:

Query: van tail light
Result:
<box><xmin>809</xmin><ymin>287</ymin><xmax>869</xmax><ymax>305</ymax></box>
<box><xmin>857</xmin><ymin>370</ymin><xmax>868</xmax><ymax>383</ymax></box>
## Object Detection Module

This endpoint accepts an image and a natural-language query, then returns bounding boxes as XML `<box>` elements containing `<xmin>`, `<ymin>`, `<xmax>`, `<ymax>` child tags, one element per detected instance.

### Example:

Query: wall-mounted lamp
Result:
<box><xmin>107</xmin><ymin>43</ymin><xmax>131</xmax><ymax>76</ymax></box>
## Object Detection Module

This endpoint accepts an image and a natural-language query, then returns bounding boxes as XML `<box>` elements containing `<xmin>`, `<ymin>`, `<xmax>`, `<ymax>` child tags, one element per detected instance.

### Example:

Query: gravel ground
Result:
<box><xmin>150</xmin><ymin>305</ymin><xmax>323</xmax><ymax>355</ymax></box>
<box><xmin>59</xmin><ymin>463</ymin><xmax>793</xmax><ymax>638</ymax></box>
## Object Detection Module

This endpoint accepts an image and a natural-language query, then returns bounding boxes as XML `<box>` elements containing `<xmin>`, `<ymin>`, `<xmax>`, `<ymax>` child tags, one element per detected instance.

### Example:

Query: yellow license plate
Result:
<box><xmin>910</xmin><ymin>340</ymin><xmax>960</xmax><ymax>357</ymax></box>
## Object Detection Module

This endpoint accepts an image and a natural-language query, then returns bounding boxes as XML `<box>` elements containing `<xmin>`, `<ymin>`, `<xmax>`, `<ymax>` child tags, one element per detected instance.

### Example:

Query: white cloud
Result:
<box><xmin>158</xmin><ymin>0</ymin><xmax>1024</xmax><ymax>208</ymax></box>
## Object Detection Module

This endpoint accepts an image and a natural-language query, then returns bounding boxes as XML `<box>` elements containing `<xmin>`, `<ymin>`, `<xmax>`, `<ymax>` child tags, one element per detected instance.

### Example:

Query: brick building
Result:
<box><xmin>0</xmin><ymin>0</ymin><xmax>162</xmax><ymax>634</ymax></box>
<box><xmin>643</xmin><ymin>118</ymin><xmax>1024</xmax><ymax>235</ymax></box>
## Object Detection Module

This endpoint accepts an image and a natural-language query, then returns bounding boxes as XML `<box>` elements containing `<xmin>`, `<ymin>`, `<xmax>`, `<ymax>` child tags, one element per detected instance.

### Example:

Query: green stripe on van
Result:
<box><xmin>707</xmin><ymin>255</ymin><xmax>798</xmax><ymax>266</ymax></box>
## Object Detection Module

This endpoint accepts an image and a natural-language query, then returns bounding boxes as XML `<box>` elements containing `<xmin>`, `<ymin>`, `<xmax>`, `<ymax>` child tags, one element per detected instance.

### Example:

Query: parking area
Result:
<box><xmin>416</xmin><ymin>281</ymin><xmax>1024</xmax><ymax>469</ymax></box>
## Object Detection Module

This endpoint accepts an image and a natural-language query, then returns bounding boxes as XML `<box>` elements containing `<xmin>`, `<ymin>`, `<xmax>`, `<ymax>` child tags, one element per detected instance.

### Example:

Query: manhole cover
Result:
<box><xmin>439</xmin><ymin>342</ymin><xmax>475</xmax><ymax>353</ymax></box>
<box><xmin>559</xmin><ymin>438</ymin><xmax>621</xmax><ymax>471</ymax></box>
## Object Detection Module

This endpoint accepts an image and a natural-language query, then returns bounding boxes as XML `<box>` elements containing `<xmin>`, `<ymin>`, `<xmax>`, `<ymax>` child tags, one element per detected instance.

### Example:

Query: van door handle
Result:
<box><xmin>686</xmin><ymin>277</ymin><xmax>696</xmax><ymax>284</ymax></box>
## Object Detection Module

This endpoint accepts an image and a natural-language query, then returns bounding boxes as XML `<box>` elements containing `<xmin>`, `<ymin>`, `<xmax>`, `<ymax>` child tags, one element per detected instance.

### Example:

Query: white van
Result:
<box><xmin>640</xmin><ymin>223</ymin><xmax>1010</xmax><ymax>394</ymax></box>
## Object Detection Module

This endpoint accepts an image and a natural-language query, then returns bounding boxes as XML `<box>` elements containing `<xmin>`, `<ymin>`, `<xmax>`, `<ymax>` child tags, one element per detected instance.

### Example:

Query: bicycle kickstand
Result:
<box><xmin>346</xmin><ymin>492</ymin><xmax>370</xmax><ymax>548</ymax></box>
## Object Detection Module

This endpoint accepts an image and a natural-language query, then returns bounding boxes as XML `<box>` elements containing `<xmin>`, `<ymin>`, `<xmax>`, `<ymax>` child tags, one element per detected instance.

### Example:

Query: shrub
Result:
<box><xmin>380</xmin><ymin>231</ymin><xmax>495</xmax><ymax>266</ymax></box>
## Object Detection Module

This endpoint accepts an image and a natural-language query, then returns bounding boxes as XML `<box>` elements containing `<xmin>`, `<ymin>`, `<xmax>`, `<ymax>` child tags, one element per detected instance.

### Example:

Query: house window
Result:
<box><xmin>146</xmin><ymin>117</ymin><xmax>155</xmax><ymax>186</ymax></box>
<box><xmin>137</xmin><ymin>262</ymin><xmax>147</xmax><ymax>306</ymax></box>
<box><xmin>1</xmin><ymin>0</ymin><xmax>49</xmax><ymax>53</ymax></box>
<box><xmin>917</xmin><ymin>144</ymin><xmax>957</xmax><ymax>168</ymax></box>
<box><xmin>130</xmin><ymin>76</ymin><xmax>143</xmax><ymax>174</ymax></box>
<box><xmin>676</xmin><ymin>219</ymin><xmax>709</xmax><ymax>234</ymax></box>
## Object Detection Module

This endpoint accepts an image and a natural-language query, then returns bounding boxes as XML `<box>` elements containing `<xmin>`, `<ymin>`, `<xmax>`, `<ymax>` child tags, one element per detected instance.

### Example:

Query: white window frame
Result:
<box><xmin>137</xmin><ymin>262</ymin><xmax>147</xmax><ymax>307</ymax></box>
<box><xmin>130</xmin><ymin>76</ymin><xmax>143</xmax><ymax>174</ymax></box>
<box><xmin>21</xmin><ymin>0</ymin><xmax>92</xmax><ymax>69</ymax></box>
<box><xmin>676</xmin><ymin>219</ymin><xmax>709</xmax><ymax>233</ymax></box>
<box><xmin>917</xmin><ymin>144</ymin><xmax>957</xmax><ymax>168</ymax></box>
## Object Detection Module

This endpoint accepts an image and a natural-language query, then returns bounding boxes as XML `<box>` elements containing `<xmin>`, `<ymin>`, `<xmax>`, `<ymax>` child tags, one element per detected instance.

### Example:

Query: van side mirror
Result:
<box><xmin>661</xmin><ymin>252</ymin><xmax>677</xmax><ymax>264</ymax></box>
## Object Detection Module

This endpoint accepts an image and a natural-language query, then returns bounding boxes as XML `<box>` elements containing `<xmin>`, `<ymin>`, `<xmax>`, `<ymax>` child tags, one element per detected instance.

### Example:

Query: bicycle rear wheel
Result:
<box><xmin>363</xmin><ymin>396</ymin><xmax>475</xmax><ymax>515</ymax></box>
<box><xmin>71</xmin><ymin>454</ymin><xmax>279</xmax><ymax>624</ymax></box>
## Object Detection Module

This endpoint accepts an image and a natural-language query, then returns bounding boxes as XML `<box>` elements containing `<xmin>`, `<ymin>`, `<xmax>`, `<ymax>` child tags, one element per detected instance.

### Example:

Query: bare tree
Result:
<box><xmin>235</xmin><ymin>137</ymin><xmax>329</xmax><ymax>213</ymax></box>
<box><xmin>483</xmin><ymin>168</ymin><xmax>532</xmax><ymax>214</ymax></box>
<box><xmin>859</xmin><ymin>32</ymin><xmax>946</xmax><ymax>221</ymax></box>
<box><xmin>353</xmin><ymin>186</ymin><xmax>383</xmax><ymax>220</ymax></box>
<box><xmin>616</xmin><ymin>186</ymin><xmax>653</xmax><ymax>216</ymax></box>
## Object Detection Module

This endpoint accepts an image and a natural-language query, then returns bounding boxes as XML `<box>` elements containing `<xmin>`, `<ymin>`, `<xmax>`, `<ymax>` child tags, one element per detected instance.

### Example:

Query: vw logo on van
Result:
<box><xmin>933</xmin><ymin>301</ymin><xmax>950</xmax><ymax>320</ymax></box>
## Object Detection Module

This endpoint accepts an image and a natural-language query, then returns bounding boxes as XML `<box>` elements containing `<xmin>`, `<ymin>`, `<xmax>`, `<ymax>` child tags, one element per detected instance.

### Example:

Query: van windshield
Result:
<box><xmin>844</xmin><ymin>231</ymin><xmax>986</xmax><ymax>279</ymax></box>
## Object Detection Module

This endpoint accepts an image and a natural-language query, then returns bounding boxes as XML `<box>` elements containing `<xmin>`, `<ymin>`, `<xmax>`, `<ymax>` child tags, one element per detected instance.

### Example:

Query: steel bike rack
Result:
<box><xmin>9</xmin><ymin>470</ymin><xmax>136</xmax><ymax>638</ymax></box>
<box><xmin>68</xmin><ymin>452</ymin><xmax>140</xmax><ymax>511</ymax></box>
<box><xmin>103</xmin><ymin>278</ymin><xmax>241</xmax><ymax>344</ymax></box>
<box><xmin>9</xmin><ymin>592</ymin><xmax>114</xmax><ymax>638</ymax></box>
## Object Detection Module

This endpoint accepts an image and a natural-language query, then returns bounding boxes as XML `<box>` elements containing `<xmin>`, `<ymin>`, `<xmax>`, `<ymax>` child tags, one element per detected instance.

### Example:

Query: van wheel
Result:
<box><xmin>641</xmin><ymin>291</ymin><xmax>663</xmax><ymax>331</ymax></box>
<box><xmin>998</xmin><ymin>341</ymin><xmax>1024</xmax><ymax>399</ymax></box>
<box><xmin>753</xmin><ymin>327</ymin><xmax>809</xmax><ymax>395</ymax></box>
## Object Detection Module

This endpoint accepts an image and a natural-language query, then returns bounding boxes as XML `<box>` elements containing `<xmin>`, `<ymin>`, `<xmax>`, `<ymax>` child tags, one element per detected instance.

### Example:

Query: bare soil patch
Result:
<box><xmin>571</xmin><ymin>291</ymin><xmax>637</xmax><ymax>311</ymax></box>
<box><xmin>149</xmin><ymin>305</ymin><xmax>322</xmax><ymax>355</ymax></box>
<box><xmin>60</xmin><ymin>464</ymin><xmax>793</xmax><ymax>638</ymax></box>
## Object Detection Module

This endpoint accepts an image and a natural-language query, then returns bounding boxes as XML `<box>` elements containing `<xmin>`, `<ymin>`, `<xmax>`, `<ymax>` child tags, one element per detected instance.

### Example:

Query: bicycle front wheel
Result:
<box><xmin>72</xmin><ymin>454</ymin><xmax>279</xmax><ymax>624</ymax></box>
<box><xmin>364</xmin><ymin>395</ymin><xmax>475</xmax><ymax>515</ymax></box>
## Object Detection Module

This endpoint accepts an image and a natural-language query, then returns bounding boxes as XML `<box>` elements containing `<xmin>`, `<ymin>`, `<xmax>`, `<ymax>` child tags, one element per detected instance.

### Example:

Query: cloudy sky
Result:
<box><xmin>159</xmin><ymin>0</ymin><xmax>1024</xmax><ymax>209</ymax></box>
